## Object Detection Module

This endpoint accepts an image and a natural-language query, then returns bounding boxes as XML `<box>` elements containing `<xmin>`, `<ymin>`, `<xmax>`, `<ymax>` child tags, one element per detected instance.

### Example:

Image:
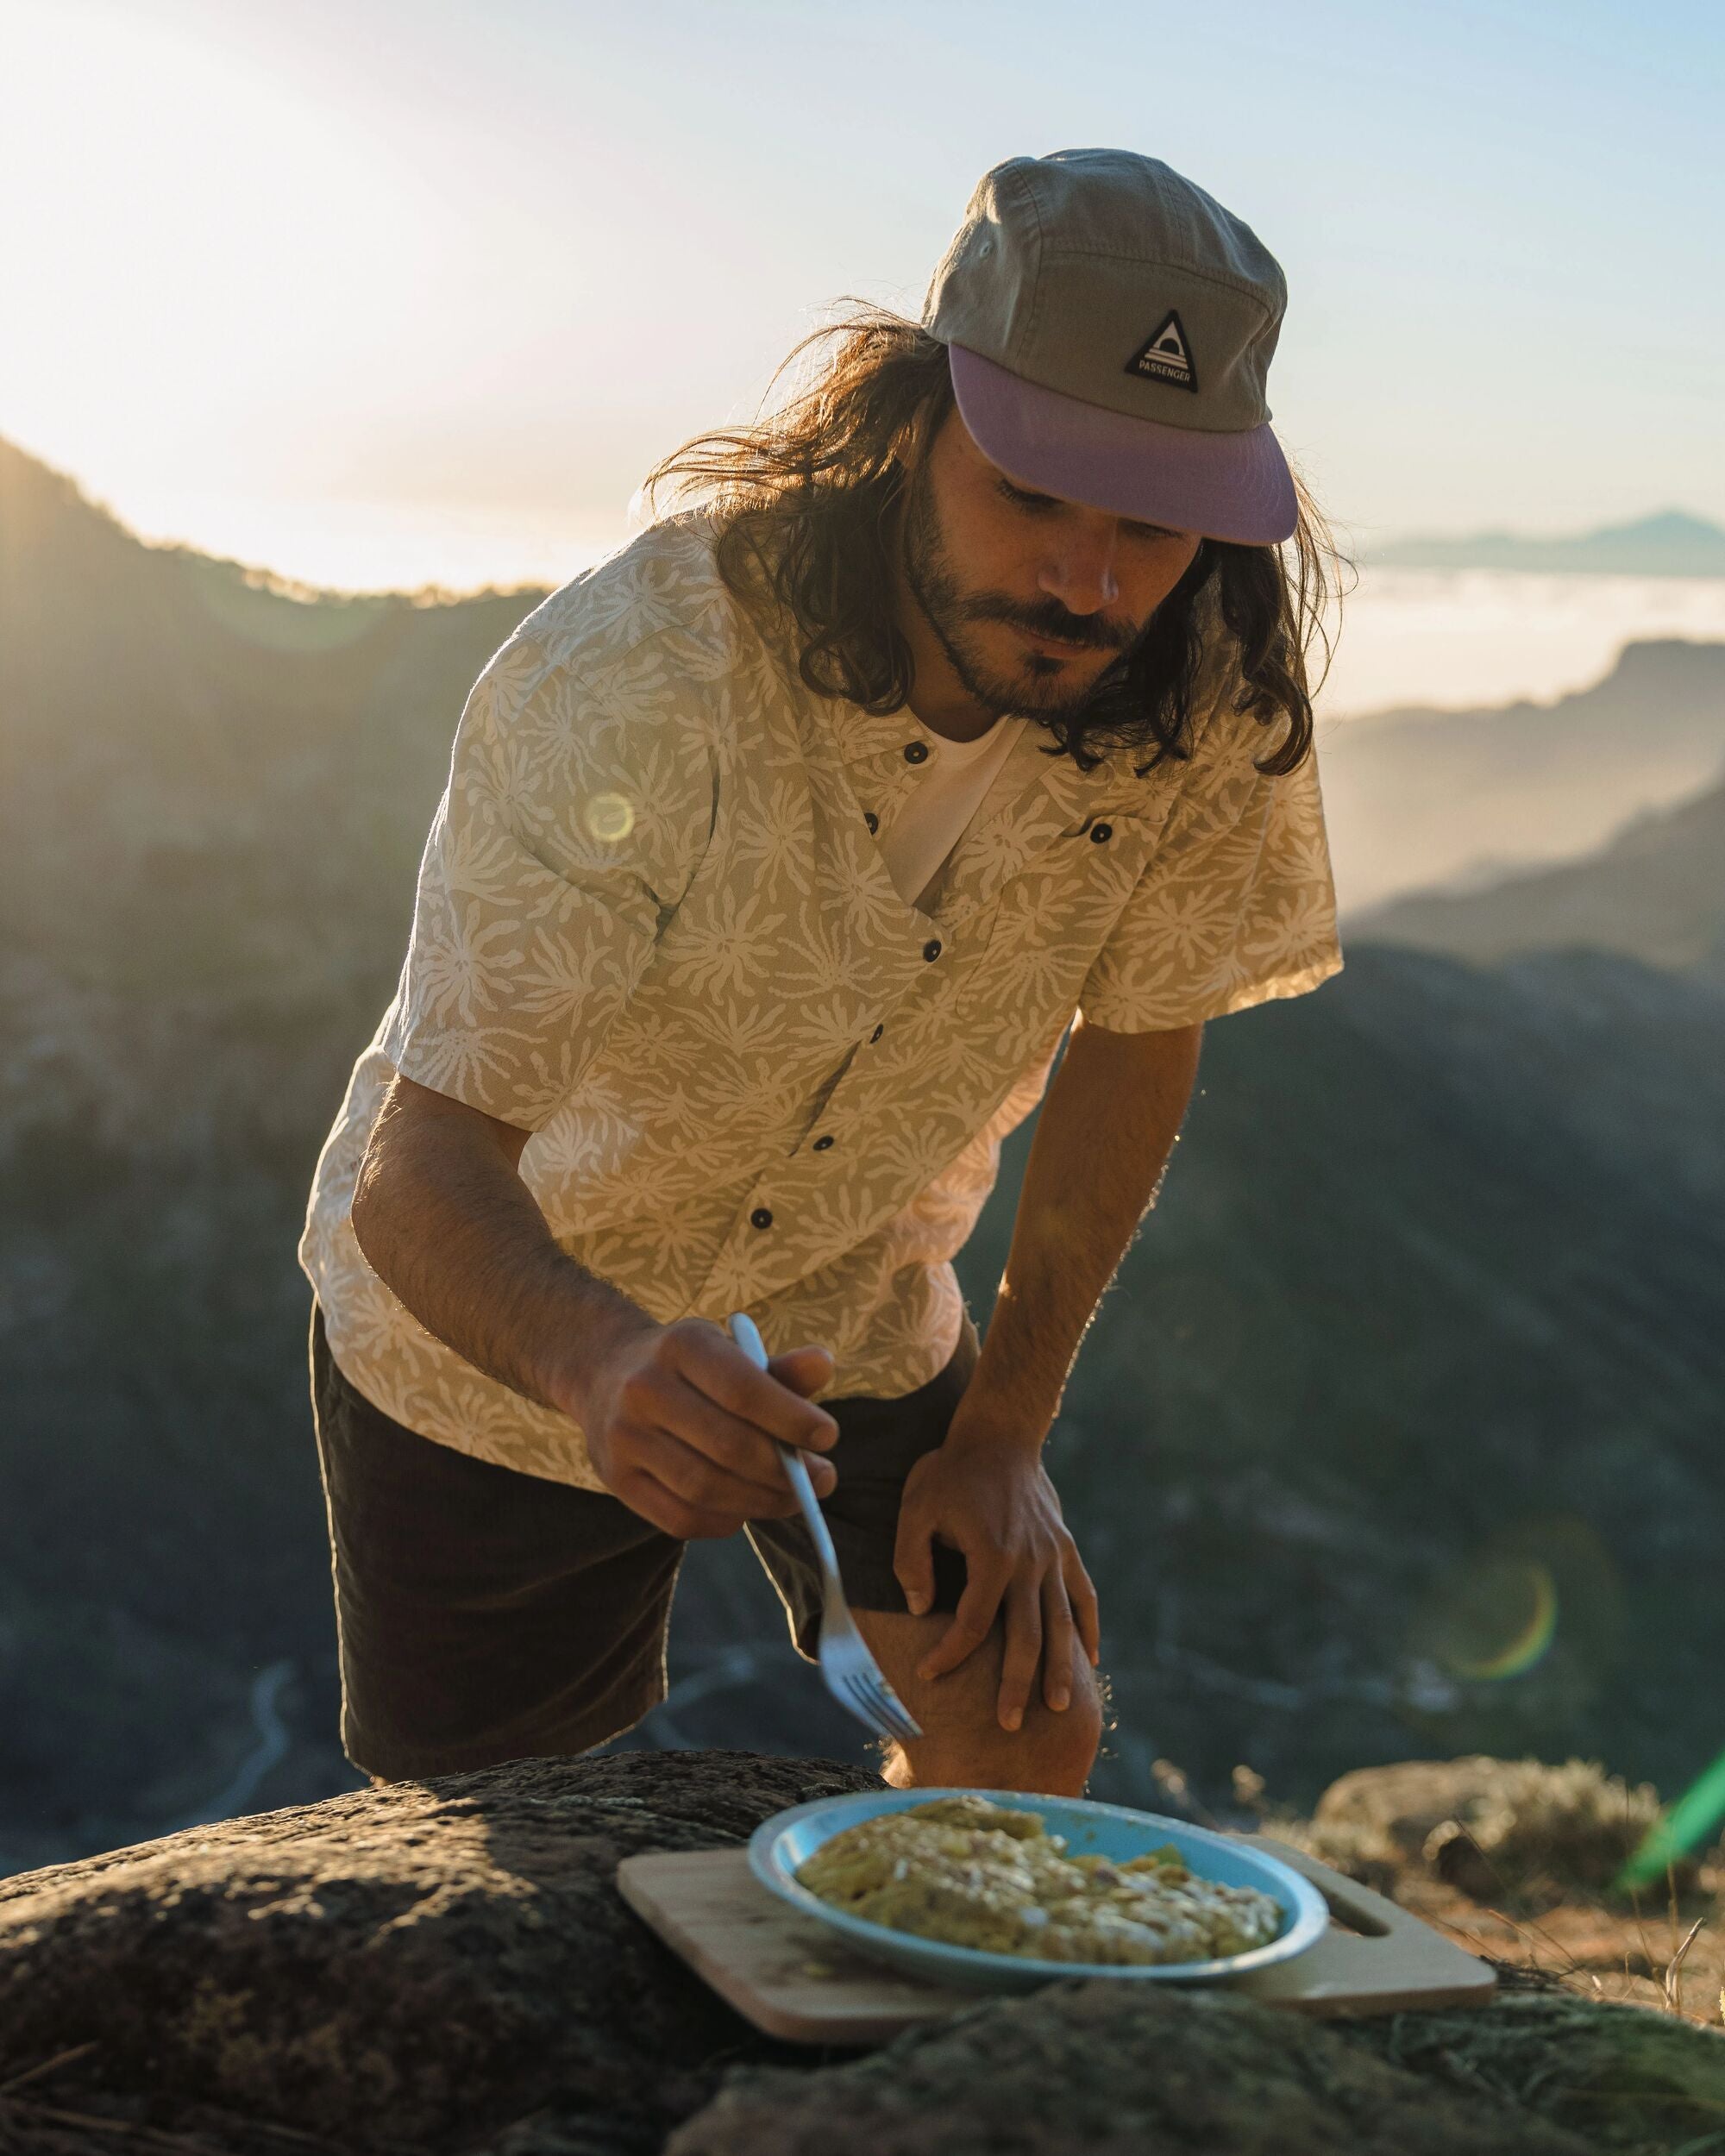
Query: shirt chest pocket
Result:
<box><xmin>1030</xmin><ymin>802</ymin><xmax>1166</xmax><ymax>909</ymax></box>
<box><xmin>970</xmin><ymin>805</ymin><xmax>1168</xmax><ymax>997</ymax></box>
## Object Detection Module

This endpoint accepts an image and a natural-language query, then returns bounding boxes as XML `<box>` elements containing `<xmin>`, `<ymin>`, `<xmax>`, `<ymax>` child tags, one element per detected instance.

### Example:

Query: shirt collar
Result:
<box><xmin>822</xmin><ymin>699</ymin><xmax>932</xmax><ymax>768</ymax></box>
<box><xmin>814</xmin><ymin>694</ymin><xmax>1098</xmax><ymax>804</ymax></box>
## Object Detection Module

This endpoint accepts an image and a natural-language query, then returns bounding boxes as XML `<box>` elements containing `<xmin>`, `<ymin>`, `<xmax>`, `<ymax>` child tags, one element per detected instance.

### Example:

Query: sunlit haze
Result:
<box><xmin>3</xmin><ymin>0</ymin><xmax>1721</xmax><ymax>658</ymax></box>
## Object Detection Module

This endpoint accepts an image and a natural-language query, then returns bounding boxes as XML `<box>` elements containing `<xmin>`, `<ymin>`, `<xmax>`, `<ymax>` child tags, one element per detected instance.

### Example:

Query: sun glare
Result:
<box><xmin>0</xmin><ymin>3</ymin><xmax>449</xmax><ymax>573</ymax></box>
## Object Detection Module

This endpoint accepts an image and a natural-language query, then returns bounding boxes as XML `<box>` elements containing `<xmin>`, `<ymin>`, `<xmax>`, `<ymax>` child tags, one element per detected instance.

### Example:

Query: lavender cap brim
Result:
<box><xmin>948</xmin><ymin>343</ymin><xmax>1299</xmax><ymax>547</ymax></box>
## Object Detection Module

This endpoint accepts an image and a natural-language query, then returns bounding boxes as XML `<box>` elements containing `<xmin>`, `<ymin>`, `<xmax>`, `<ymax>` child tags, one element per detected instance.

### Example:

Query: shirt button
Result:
<box><xmin>1091</xmin><ymin>822</ymin><xmax>1113</xmax><ymax>843</ymax></box>
<box><xmin>903</xmin><ymin>741</ymin><xmax>929</xmax><ymax>764</ymax></box>
<box><xmin>923</xmin><ymin>937</ymin><xmax>942</xmax><ymax>962</ymax></box>
<box><xmin>864</xmin><ymin>810</ymin><xmax>879</xmax><ymax>833</ymax></box>
<box><xmin>812</xmin><ymin>1135</ymin><xmax>835</xmax><ymax>1151</ymax></box>
<box><xmin>750</xmin><ymin>1206</ymin><xmax>774</xmax><ymax>1230</ymax></box>
<box><xmin>870</xmin><ymin>1023</ymin><xmax>885</xmax><ymax>1043</ymax></box>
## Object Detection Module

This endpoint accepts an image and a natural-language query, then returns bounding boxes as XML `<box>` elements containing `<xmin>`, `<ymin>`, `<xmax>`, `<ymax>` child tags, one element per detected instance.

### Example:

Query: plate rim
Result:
<box><xmin>746</xmin><ymin>1785</ymin><xmax>1332</xmax><ymax>1987</ymax></box>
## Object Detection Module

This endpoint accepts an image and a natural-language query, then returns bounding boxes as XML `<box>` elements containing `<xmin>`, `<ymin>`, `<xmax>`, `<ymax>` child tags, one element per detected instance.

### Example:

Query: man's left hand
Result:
<box><xmin>893</xmin><ymin>1418</ymin><xmax>1101</xmax><ymax>1732</ymax></box>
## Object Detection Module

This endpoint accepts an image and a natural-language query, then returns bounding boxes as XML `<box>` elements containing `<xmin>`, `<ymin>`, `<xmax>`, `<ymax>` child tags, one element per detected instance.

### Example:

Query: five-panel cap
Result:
<box><xmin>921</xmin><ymin>148</ymin><xmax>1298</xmax><ymax>546</ymax></box>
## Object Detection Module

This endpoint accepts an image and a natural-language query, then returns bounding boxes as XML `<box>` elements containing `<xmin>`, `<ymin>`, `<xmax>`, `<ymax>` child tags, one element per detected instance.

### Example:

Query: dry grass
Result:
<box><xmin>1382</xmin><ymin>1850</ymin><xmax>1723</xmax><ymax>2028</ymax></box>
<box><xmin>1251</xmin><ymin>1757</ymin><xmax>1725</xmax><ymax>2031</ymax></box>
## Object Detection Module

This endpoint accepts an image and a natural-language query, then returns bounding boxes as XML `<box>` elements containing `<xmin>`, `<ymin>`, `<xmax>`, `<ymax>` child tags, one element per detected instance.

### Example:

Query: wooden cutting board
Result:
<box><xmin>616</xmin><ymin>1833</ymin><xmax>1497</xmax><ymax>2046</ymax></box>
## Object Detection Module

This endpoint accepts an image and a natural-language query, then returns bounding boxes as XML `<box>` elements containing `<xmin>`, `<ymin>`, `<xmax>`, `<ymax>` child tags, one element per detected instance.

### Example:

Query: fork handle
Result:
<box><xmin>727</xmin><ymin>1312</ymin><xmax>844</xmax><ymax>1582</ymax></box>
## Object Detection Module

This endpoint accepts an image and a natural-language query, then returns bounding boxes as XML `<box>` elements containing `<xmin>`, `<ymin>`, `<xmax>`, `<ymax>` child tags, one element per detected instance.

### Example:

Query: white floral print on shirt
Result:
<box><xmin>299</xmin><ymin>511</ymin><xmax>1344</xmax><ymax>1489</ymax></box>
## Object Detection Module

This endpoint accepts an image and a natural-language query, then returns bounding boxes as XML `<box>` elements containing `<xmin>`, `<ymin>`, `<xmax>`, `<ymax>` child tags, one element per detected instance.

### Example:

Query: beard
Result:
<box><xmin>897</xmin><ymin>459</ymin><xmax>1139</xmax><ymax>728</ymax></box>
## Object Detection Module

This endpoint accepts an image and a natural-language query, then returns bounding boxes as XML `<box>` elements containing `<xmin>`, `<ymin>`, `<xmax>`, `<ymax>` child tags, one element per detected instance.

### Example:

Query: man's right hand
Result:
<box><xmin>348</xmin><ymin>1075</ymin><xmax>837</xmax><ymax>1539</ymax></box>
<box><xmin>565</xmin><ymin>1319</ymin><xmax>840</xmax><ymax>1539</ymax></box>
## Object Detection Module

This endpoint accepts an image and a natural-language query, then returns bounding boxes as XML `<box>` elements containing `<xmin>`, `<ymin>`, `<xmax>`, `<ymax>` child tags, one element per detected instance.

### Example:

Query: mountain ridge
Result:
<box><xmin>1317</xmin><ymin>635</ymin><xmax>1725</xmax><ymax>916</ymax></box>
<box><xmin>1370</xmin><ymin>507</ymin><xmax>1725</xmax><ymax>578</ymax></box>
<box><xmin>1352</xmin><ymin>762</ymin><xmax>1725</xmax><ymax>982</ymax></box>
<box><xmin>0</xmin><ymin>429</ymin><xmax>553</xmax><ymax>606</ymax></box>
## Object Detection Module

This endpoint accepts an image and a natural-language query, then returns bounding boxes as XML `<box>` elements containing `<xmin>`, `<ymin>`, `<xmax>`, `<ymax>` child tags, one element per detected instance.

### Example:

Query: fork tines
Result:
<box><xmin>843</xmin><ymin>1670</ymin><xmax>922</xmax><ymax>1745</ymax></box>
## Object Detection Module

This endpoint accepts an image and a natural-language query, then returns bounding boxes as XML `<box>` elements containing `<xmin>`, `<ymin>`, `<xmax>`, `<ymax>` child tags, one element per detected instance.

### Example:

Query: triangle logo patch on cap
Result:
<box><xmin>1126</xmin><ymin>309</ymin><xmax>1198</xmax><ymax>392</ymax></box>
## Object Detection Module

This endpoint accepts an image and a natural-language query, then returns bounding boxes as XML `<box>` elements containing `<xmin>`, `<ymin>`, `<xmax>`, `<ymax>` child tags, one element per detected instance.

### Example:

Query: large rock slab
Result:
<box><xmin>2</xmin><ymin>1749</ymin><xmax>1721</xmax><ymax>2155</ymax></box>
<box><xmin>669</xmin><ymin>1981</ymin><xmax>1569</xmax><ymax>2156</ymax></box>
<box><xmin>0</xmin><ymin>1748</ymin><xmax>878</xmax><ymax>2154</ymax></box>
<box><xmin>670</xmin><ymin>1980</ymin><xmax>1725</xmax><ymax>2155</ymax></box>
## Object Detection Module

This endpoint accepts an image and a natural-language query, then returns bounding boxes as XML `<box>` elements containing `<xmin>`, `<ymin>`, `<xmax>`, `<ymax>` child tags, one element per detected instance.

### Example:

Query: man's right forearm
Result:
<box><xmin>348</xmin><ymin>1075</ymin><xmax>656</xmax><ymax>1422</ymax></box>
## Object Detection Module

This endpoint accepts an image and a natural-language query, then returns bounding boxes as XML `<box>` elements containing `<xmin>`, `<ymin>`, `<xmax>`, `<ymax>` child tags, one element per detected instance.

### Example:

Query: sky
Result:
<box><xmin>1</xmin><ymin>0</ymin><xmax>1722</xmax><ymax>597</ymax></box>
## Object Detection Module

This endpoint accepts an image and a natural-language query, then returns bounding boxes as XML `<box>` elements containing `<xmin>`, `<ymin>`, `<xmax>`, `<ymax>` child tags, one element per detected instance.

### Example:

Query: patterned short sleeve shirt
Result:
<box><xmin>299</xmin><ymin>511</ymin><xmax>1344</xmax><ymax>1489</ymax></box>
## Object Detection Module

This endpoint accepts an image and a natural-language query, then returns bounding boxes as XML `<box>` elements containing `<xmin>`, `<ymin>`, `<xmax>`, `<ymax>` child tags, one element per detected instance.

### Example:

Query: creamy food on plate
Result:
<box><xmin>794</xmin><ymin>1796</ymin><xmax>1283</xmax><ymax>1965</ymax></box>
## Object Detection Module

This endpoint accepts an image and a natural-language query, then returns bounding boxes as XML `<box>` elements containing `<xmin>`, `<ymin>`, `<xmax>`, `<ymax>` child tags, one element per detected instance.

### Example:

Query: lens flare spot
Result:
<box><xmin>584</xmin><ymin>792</ymin><xmax>635</xmax><ymax>844</ymax></box>
<box><xmin>1616</xmin><ymin>1747</ymin><xmax>1725</xmax><ymax>1890</ymax></box>
<box><xmin>1445</xmin><ymin>1558</ymin><xmax>1559</xmax><ymax>1681</ymax></box>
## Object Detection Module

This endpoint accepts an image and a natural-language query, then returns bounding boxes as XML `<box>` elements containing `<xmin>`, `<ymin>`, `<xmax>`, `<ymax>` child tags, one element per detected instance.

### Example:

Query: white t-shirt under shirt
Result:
<box><xmin>877</xmin><ymin>707</ymin><xmax>1032</xmax><ymax>914</ymax></box>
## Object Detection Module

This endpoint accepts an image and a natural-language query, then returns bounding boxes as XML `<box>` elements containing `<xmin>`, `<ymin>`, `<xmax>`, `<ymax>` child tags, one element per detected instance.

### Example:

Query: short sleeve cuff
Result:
<box><xmin>1080</xmin><ymin>941</ymin><xmax>1346</xmax><ymax>1033</ymax></box>
<box><xmin>379</xmin><ymin>1003</ymin><xmax>571</xmax><ymax>1133</ymax></box>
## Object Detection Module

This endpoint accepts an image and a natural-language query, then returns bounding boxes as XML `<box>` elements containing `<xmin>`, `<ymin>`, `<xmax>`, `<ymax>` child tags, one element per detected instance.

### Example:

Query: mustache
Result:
<box><xmin>957</xmin><ymin>593</ymin><xmax>1136</xmax><ymax>652</ymax></box>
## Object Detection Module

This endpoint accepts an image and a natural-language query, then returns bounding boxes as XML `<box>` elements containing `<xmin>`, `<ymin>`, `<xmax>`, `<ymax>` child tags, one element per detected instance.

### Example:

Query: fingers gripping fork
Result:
<box><xmin>728</xmin><ymin>1313</ymin><xmax>923</xmax><ymax>1746</ymax></box>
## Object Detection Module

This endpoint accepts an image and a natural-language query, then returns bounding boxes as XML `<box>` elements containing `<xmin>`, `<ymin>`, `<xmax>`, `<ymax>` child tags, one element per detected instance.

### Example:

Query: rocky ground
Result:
<box><xmin>2</xmin><ymin>1750</ymin><xmax>1722</xmax><ymax>2155</ymax></box>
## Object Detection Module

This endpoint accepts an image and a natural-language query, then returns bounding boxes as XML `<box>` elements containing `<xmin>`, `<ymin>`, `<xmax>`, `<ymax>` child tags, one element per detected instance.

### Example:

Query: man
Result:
<box><xmin>298</xmin><ymin>147</ymin><xmax>1344</xmax><ymax>1797</ymax></box>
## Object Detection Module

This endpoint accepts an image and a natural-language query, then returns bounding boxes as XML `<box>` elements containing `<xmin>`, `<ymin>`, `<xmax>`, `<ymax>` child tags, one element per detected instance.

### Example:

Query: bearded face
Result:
<box><xmin>894</xmin><ymin>408</ymin><xmax>1201</xmax><ymax>732</ymax></box>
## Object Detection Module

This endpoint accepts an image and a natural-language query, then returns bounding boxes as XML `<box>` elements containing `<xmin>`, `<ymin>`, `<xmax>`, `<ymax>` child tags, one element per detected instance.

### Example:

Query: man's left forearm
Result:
<box><xmin>961</xmin><ymin>1015</ymin><xmax>1204</xmax><ymax>1439</ymax></box>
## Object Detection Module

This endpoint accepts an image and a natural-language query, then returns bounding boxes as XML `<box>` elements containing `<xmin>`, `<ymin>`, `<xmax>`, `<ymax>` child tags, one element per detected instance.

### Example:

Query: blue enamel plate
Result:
<box><xmin>748</xmin><ymin>1787</ymin><xmax>1329</xmax><ymax>1996</ymax></box>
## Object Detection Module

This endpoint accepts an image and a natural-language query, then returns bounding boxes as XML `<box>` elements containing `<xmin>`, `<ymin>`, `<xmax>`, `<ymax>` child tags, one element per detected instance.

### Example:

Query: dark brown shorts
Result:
<box><xmin>309</xmin><ymin>1302</ymin><xmax>982</xmax><ymax>1780</ymax></box>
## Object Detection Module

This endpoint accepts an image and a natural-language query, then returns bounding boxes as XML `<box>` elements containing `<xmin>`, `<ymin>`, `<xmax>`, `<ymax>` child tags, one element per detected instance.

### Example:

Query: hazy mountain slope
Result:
<box><xmin>1351</xmin><ymin>770</ymin><xmax>1725</xmax><ymax>985</ymax></box>
<box><xmin>952</xmin><ymin>943</ymin><xmax>1725</xmax><ymax>1806</ymax></box>
<box><xmin>1371</xmin><ymin>508</ymin><xmax>1725</xmax><ymax>576</ymax></box>
<box><xmin>0</xmin><ymin>435</ymin><xmax>546</xmax><ymax>983</ymax></box>
<box><xmin>1316</xmin><ymin>636</ymin><xmax>1725</xmax><ymax>915</ymax></box>
<box><xmin>0</xmin><ymin>436</ymin><xmax>555</xmax><ymax>1868</ymax></box>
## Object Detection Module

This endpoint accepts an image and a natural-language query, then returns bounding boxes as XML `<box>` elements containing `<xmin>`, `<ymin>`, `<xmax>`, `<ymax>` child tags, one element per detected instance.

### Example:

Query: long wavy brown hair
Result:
<box><xmin>642</xmin><ymin>304</ymin><xmax>1346</xmax><ymax>777</ymax></box>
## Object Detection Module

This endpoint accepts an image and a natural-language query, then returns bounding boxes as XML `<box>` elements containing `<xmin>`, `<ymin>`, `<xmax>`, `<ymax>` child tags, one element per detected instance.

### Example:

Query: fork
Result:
<box><xmin>728</xmin><ymin>1311</ymin><xmax>923</xmax><ymax>1747</ymax></box>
